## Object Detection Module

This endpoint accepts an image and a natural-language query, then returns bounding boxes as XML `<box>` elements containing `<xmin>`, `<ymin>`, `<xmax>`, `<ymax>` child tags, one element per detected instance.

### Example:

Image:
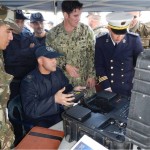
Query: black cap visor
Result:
<box><xmin>111</xmin><ymin>28</ymin><xmax>127</xmax><ymax>35</ymax></box>
<box><xmin>16</xmin><ymin>14</ymin><xmax>29</xmax><ymax>20</ymax></box>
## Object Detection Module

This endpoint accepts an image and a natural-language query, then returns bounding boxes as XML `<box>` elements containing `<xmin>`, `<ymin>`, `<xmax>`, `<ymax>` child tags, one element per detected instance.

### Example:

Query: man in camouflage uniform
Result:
<box><xmin>46</xmin><ymin>0</ymin><xmax>95</xmax><ymax>91</ymax></box>
<box><xmin>0</xmin><ymin>5</ymin><xmax>20</xmax><ymax>149</ymax></box>
<box><xmin>87</xmin><ymin>12</ymin><xmax>108</xmax><ymax>38</ymax></box>
<box><xmin>129</xmin><ymin>11</ymin><xmax>150</xmax><ymax>49</ymax></box>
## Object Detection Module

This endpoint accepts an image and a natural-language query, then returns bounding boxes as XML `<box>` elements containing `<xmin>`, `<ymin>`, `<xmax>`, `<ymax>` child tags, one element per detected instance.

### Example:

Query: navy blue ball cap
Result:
<box><xmin>15</xmin><ymin>10</ymin><xmax>29</xmax><ymax>20</ymax></box>
<box><xmin>30</xmin><ymin>12</ymin><xmax>45</xmax><ymax>22</ymax></box>
<box><xmin>35</xmin><ymin>46</ymin><xmax>63</xmax><ymax>59</ymax></box>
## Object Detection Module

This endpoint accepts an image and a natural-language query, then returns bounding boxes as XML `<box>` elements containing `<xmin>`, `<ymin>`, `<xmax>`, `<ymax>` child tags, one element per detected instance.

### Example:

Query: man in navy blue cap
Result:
<box><xmin>14</xmin><ymin>10</ymin><xmax>31</xmax><ymax>33</ymax></box>
<box><xmin>20</xmin><ymin>46</ymin><xmax>85</xmax><ymax>131</ymax></box>
<box><xmin>95</xmin><ymin>12</ymin><xmax>143</xmax><ymax>97</ymax></box>
<box><xmin>30</xmin><ymin>12</ymin><xmax>47</xmax><ymax>46</ymax></box>
<box><xmin>30</xmin><ymin>12</ymin><xmax>45</xmax><ymax>23</ymax></box>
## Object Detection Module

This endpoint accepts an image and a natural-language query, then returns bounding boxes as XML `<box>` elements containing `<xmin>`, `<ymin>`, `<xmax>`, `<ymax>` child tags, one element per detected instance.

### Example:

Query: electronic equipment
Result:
<box><xmin>82</xmin><ymin>91</ymin><xmax>127</xmax><ymax>115</ymax></box>
<box><xmin>69</xmin><ymin>91</ymin><xmax>85</xmax><ymax>103</ymax></box>
<box><xmin>65</xmin><ymin>105</ymin><xmax>91</xmax><ymax>121</ymax></box>
<box><xmin>62</xmin><ymin>91</ymin><xmax>130</xmax><ymax>149</ymax></box>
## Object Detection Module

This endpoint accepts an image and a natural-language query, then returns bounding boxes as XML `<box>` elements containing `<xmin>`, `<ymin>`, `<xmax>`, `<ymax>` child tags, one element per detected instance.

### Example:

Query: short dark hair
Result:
<box><xmin>61</xmin><ymin>0</ymin><xmax>83</xmax><ymax>14</ymax></box>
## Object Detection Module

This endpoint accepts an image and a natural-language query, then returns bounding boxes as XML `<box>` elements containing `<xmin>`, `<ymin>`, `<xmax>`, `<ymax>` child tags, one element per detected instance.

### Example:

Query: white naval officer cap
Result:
<box><xmin>106</xmin><ymin>12</ymin><xmax>133</xmax><ymax>35</ymax></box>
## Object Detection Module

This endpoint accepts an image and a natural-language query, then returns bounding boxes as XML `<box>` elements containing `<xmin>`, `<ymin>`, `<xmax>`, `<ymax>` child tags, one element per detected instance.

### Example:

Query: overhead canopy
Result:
<box><xmin>1</xmin><ymin>0</ymin><xmax>150</xmax><ymax>12</ymax></box>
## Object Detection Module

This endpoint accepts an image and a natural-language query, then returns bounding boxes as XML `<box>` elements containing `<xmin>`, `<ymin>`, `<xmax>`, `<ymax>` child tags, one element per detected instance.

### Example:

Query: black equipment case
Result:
<box><xmin>126</xmin><ymin>50</ymin><xmax>150</xmax><ymax>149</ymax></box>
<box><xmin>62</xmin><ymin>91</ymin><xmax>131</xmax><ymax>149</ymax></box>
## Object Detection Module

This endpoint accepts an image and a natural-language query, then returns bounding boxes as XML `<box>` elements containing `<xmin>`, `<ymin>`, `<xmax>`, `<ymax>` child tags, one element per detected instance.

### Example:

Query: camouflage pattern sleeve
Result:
<box><xmin>0</xmin><ymin>51</ymin><xmax>14</xmax><ymax>149</ymax></box>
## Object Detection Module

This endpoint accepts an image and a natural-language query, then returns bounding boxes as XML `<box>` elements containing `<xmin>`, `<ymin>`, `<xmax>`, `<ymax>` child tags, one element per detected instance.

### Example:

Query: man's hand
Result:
<box><xmin>65</xmin><ymin>64</ymin><xmax>80</xmax><ymax>78</ymax></box>
<box><xmin>55</xmin><ymin>87</ymin><xmax>74</xmax><ymax>106</ymax></box>
<box><xmin>73</xmin><ymin>86</ymin><xmax>86</xmax><ymax>91</ymax></box>
<box><xmin>29</xmin><ymin>43</ymin><xmax>35</xmax><ymax>48</ymax></box>
<box><xmin>86</xmin><ymin>78</ymin><xmax>96</xmax><ymax>89</ymax></box>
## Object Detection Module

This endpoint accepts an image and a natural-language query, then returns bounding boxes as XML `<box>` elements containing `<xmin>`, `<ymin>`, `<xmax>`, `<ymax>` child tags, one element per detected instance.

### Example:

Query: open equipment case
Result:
<box><xmin>62</xmin><ymin>90</ymin><xmax>131</xmax><ymax>150</ymax></box>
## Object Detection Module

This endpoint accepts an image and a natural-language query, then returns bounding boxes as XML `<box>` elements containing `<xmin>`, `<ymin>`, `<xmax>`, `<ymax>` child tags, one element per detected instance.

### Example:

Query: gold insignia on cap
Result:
<box><xmin>106</xmin><ymin>12</ymin><xmax>133</xmax><ymax>30</ymax></box>
<box><xmin>108</xmin><ymin>24</ymin><xmax>129</xmax><ymax>30</ymax></box>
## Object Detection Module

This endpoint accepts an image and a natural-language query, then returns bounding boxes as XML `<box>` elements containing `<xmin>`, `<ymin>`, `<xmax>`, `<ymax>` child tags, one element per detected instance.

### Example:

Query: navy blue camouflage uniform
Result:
<box><xmin>20</xmin><ymin>67</ymin><xmax>73</xmax><ymax>130</ymax></box>
<box><xmin>95</xmin><ymin>32</ymin><xmax>143</xmax><ymax>96</ymax></box>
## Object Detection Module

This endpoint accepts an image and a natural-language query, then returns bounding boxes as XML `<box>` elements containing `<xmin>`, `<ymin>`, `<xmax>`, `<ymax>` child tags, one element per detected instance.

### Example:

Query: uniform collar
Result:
<box><xmin>109</xmin><ymin>34</ymin><xmax>116</xmax><ymax>45</ymax></box>
<box><xmin>109</xmin><ymin>33</ymin><xmax>127</xmax><ymax>45</ymax></box>
<box><xmin>61</xmin><ymin>21</ymin><xmax>81</xmax><ymax>35</ymax></box>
